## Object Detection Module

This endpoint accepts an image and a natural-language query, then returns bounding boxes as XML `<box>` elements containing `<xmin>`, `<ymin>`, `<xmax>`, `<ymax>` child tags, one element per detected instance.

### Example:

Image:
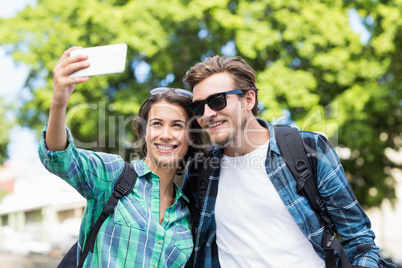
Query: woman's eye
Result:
<box><xmin>173</xmin><ymin>123</ymin><xmax>185</xmax><ymax>128</ymax></box>
<box><xmin>151</xmin><ymin>122</ymin><xmax>162</xmax><ymax>126</ymax></box>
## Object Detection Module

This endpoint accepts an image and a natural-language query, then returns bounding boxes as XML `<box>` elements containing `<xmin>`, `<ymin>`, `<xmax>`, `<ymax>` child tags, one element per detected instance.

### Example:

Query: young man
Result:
<box><xmin>181</xmin><ymin>56</ymin><xmax>394</xmax><ymax>268</ymax></box>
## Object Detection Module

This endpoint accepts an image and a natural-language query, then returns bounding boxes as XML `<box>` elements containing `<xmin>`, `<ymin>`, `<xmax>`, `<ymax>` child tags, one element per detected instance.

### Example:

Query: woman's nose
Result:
<box><xmin>159</xmin><ymin>126</ymin><xmax>173</xmax><ymax>140</ymax></box>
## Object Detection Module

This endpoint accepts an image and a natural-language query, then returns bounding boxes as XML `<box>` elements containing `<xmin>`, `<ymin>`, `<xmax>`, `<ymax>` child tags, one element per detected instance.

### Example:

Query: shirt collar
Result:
<box><xmin>174</xmin><ymin>183</ymin><xmax>189</xmax><ymax>203</ymax></box>
<box><xmin>258</xmin><ymin>119</ymin><xmax>281</xmax><ymax>156</ymax></box>
<box><xmin>132</xmin><ymin>159</ymin><xmax>153</xmax><ymax>177</ymax></box>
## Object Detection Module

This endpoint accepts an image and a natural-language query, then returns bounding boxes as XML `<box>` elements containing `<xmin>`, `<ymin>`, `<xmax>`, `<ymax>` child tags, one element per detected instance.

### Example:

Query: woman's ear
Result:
<box><xmin>143</xmin><ymin>127</ymin><xmax>148</xmax><ymax>142</ymax></box>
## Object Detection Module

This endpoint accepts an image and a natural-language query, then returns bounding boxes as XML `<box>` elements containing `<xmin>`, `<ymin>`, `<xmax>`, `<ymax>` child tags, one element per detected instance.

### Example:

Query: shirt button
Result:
<box><xmin>153</xmin><ymin>264</ymin><xmax>157</xmax><ymax>267</ymax></box>
<box><xmin>158</xmin><ymin>240</ymin><xmax>162</xmax><ymax>244</ymax></box>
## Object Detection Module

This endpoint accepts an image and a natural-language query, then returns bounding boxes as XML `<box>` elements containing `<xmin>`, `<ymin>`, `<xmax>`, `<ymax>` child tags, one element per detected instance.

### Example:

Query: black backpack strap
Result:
<box><xmin>77</xmin><ymin>161</ymin><xmax>137</xmax><ymax>268</ymax></box>
<box><xmin>197</xmin><ymin>155</ymin><xmax>214</xmax><ymax>207</ymax></box>
<box><xmin>187</xmin><ymin>153</ymin><xmax>215</xmax><ymax>231</ymax></box>
<box><xmin>275</xmin><ymin>126</ymin><xmax>326</xmax><ymax>219</ymax></box>
<box><xmin>185</xmin><ymin>148</ymin><xmax>220</xmax><ymax>240</ymax></box>
<box><xmin>196</xmin><ymin>146</ymin><xmax>222</xmax><ymax>208</ymax></box>
<box><xmin>323</xmin><ymin>229</ymin><xmax>352</xmax><ymax>268</ymax></box>
<box><xmin>274</xmin><ymin>125</ymin><xmax>351</xmax><ymax>268</ymax></box>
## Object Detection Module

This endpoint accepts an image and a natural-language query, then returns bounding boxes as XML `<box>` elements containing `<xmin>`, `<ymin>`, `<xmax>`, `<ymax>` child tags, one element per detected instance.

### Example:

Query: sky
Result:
<box><xmin>0</xmin><ymin>0</ymin><xmax>44</xmax><ymax>174</ymax></box>
<box><xmin>0</xmin><ymin>0</ymin><xmax>32</xmax><ymax>100</ymax></box>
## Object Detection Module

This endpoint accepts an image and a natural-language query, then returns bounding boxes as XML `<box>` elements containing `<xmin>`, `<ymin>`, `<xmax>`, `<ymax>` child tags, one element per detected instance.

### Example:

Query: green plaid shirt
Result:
<box><xmin>38</xmin><ymin>125</ymin><xmax>193</xmax><ymax>267</ymax></box>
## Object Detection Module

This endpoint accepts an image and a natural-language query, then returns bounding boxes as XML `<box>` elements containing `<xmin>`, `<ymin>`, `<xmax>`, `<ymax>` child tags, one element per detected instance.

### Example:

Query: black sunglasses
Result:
<box><xmin>188</xmin><ymin>89</ymin><xmax>246</xmax><ymax>117</ymax></box>
<box><xmin>150</xmin><ymin>87</ymin><xmax>193</xmax><ymax>98</ymax></box>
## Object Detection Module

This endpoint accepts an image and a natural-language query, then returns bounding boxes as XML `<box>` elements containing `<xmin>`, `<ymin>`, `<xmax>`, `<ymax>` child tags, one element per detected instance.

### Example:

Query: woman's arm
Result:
<box><xmin>46</xmin><ymin>46</ymin><xmax>89</xmax><ymax>151</ymax></box>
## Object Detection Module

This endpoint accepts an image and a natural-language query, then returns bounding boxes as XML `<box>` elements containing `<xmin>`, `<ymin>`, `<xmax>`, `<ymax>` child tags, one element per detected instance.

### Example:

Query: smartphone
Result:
<box><xmin>68</xmin><ymin>43</ymin><xmax>127</xmax><ymax>77</ymax></box>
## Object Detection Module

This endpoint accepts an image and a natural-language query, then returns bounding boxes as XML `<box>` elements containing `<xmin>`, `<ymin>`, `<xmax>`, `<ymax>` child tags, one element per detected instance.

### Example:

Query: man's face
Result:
<box><xmin>193</xmin><ymin>72</ymin><xmax>248</xmax><ymax>146</ymax></box>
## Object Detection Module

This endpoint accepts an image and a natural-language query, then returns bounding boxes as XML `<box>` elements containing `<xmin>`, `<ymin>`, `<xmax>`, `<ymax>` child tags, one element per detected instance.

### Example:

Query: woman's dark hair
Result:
<box><xmin>132</xmin><ymin>89</ymin><xmax>205</xmax><ymax>175</ymax></box>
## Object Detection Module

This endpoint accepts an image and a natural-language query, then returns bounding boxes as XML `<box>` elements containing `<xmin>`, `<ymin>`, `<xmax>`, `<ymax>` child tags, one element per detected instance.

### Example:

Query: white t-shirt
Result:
<box><xmin>215</xmin><ymin>141</ymin><xmax>325</xmax><ymax>268</ymax></box>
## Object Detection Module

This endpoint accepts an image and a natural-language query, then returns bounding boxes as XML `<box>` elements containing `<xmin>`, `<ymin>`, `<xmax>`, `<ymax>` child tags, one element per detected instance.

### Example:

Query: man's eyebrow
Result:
<box><xmin>193</xmin><ymin>92</ymin><xmax>219</xmax><ymax>102</ymax></box>
<box><xmin>192</xmin><ymin>95</ymin><xmax>207</xmax><ymax>102</ymax></box>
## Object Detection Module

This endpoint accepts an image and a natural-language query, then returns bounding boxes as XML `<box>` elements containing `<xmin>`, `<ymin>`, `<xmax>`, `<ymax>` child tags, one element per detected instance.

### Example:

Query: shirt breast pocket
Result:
<box><xmin>163</xmin><ymin>223</ymin><xmax>193</xmax><ymax>267</ymax></box>
<box><xmin>113</xmin><ymin>195</ymin><xmax>148</xmax><ymax>230</ymax></box>
<box><xmin>173</xmin><ymin>222</ymin><xmax>193</xmax><ymax>252</ymax></box>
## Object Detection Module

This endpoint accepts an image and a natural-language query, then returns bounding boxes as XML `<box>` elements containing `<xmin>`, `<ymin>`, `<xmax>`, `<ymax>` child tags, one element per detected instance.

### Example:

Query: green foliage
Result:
<box><xmin>0</xmin><ymin>99</ymin><xmax>13</xmax><ymax>164</ymax></box>
<box><xmin>339</xmin><ymin>1</ymin><xmax>402</xmax><ymax>208</ymax></box>
<box><xmin>1</xmin><ymin>0</ymin><xmax>401</xmax><ymax>208</ymax></box>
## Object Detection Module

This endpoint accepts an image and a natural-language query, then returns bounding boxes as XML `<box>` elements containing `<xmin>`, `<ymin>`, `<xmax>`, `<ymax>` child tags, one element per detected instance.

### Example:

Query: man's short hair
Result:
<box><xmin>183</xmin><ymin>55</ymin><xmax>260</xmax><ymax>116</ymax></box>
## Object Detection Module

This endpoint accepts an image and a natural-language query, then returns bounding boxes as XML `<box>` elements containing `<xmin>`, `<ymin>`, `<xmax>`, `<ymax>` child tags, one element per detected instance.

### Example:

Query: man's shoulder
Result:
<box><xmin>297</xmin><ymin>130</ymin><xmax>335</xmax><ymax>156</ymax></box>
<box><xmin>271</xmin><ymin>125</ymin><xmax>336</xmax><ymax>162</ymax></box>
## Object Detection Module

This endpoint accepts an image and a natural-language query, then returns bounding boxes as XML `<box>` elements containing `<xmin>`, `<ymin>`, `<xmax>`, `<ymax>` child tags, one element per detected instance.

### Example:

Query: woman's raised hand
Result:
<box><xmin>46</xmin><ymin>46</ymin><xmax>90</xmax><ymax>152</ymax></box>
<box><xmin>51</xmin><ymin>46</ymin><xmax>90</xmax><ymax>108</ymax></box>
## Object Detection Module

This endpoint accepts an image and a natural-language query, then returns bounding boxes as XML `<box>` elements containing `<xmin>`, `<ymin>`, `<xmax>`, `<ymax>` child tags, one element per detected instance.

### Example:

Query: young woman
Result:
<box><xmin>38</xmin><ymin>47</ymin><xmax>204</xmax><ymax>267</ymax></box>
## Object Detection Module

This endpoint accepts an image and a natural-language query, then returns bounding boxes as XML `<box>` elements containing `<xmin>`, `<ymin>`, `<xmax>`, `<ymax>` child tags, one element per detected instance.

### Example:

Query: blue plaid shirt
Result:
<box><xmin>182</xmin><ymin>121</ymin><xmax>395</xmax><ymax>268</ymax></box>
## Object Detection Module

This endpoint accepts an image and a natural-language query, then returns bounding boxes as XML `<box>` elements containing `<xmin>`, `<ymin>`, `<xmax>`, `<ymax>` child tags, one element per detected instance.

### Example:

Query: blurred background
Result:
<box><xmin>0</xmin><ymin>0</ymin><xmax>401</xmax><ymax>267</ymax></box>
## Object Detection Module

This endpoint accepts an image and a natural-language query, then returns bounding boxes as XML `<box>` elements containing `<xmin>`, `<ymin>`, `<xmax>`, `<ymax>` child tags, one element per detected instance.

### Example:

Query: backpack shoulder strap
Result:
<box><xmin>185</xmin><ymin>148</ymin><xmax>220</xmax><ymax>236</ymax></box>
<box><xmin>78</xmin><ymin>161</ymin><xmax>137</xmax><ymax>268</ymax></box>
<box><xmin>274</xmin><ymin>125</ymin><xmax>324</xmax><ymax>215</ymax></box>
<box><xmin>197</xmin><ymin>146</ymin><xmax>222</xmax><ymax>205</ymax></box>
<box><xmin>274</xmin><ymin>125</ymin><xmax>351</xmax><ymax>268</ymax></box>
<box><xmin>197</xmin><ymin>154</ymin><xmax>215</xmax><ymax>207</ymax></box>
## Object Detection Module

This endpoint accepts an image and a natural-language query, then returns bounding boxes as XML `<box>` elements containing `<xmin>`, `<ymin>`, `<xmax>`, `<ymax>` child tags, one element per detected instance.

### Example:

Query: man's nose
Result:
<box><xmin>202</xmin><ymin>103</ymin><xmax>217</xmax><ymax>119</ymax></box>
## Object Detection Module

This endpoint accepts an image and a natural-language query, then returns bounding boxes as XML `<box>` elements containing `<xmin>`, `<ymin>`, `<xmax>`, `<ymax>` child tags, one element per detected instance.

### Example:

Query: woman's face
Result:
<box><xmin>144</xmin><ymin>101</ymin><xmax>191</xmax><ymax>171</ymax></box>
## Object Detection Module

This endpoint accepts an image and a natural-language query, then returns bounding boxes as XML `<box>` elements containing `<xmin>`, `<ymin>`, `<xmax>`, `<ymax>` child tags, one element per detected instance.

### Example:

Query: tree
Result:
<box><xmin>338</xmin><ymin>1</ymin><xmax>402</xmax><ymax>207</ymax></box>
<box><xmin>0</xmin><ymin>0</ymin><xmax>400</xmax><ymax>208</ymax></box>
<box><xmin>0</xmin><ymin>98</ymin><xmax>13</xmax><ymax>164</ymax></box>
